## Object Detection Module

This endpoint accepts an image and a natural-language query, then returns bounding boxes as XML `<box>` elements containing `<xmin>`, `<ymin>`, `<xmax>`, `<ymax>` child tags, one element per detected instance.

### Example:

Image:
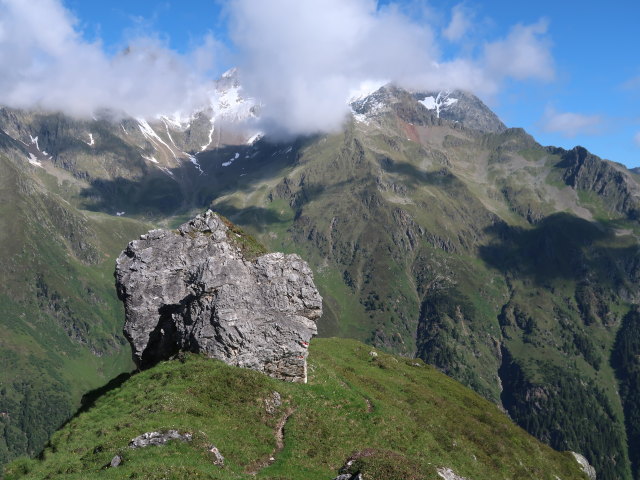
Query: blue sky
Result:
<box><xmin>3</xmin><ymin>0</ymin><xmax>639</xmax><ymax>166</ymax></box>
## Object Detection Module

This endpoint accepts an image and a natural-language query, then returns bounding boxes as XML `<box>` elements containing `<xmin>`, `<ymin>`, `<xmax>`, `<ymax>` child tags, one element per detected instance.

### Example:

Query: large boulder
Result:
<box><xmin>115</xmin><ymin>210</ymin><xmax>322</xmax><ymax>382</ymax></box>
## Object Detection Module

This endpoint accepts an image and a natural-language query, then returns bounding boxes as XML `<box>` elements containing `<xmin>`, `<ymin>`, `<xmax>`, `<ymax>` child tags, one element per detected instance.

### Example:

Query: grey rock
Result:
<box><xmin>560</xmin><ymin>146</ymin><xmax>640</xmax><ymax>220</ymax></box>
<box><xmin>571</xmin><ymin>452</ymin><xmax>596</xmax><ymax>480</ymax></box>
<box><xmin>109</xmin><ymin>455</ymin><xmax>122</xmax><ymax>468</ymax></box>
<box><xmin>115</xmin><ymin>210</ymin><xmax>322</xmax><ymax>382</ymax></box>
<box><xmin>129</xmin><ymin>430</ymin><xmax>192</xmax><ymax>449</ymax></box>
<box><xmin>264</xmin><ymin>391</ymin><xmax>282</xmax><ymax>415</ymax></box>
<box><xmin>207</xmin><ymin>444</ymin><xmax>224</xmax><ymax>466</ymax></box>
<box><xmin>437</xmin><ymin>467</ymin><xmax>470</xmax><ymax>480</ymax></box>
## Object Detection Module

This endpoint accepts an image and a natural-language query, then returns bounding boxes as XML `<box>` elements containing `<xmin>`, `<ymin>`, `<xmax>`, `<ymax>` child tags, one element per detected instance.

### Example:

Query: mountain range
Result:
<box><xmin>1</xmin><ymin>70</ymin><xmax>639</xmax><ymax>479</ymax></box>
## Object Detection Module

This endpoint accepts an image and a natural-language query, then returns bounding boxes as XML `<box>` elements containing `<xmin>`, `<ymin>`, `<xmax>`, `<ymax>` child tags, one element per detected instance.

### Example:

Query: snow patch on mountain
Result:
<box><xmin>216</xmin><ymin>85</ymin><xmax>255</xmax><ymax>122</ymax></box>
<box><xmin>222</xmin><ymin>152</ymin><xmax>240</xmax><ymax>167</ymax></box>
<box><xmin>350</xmin><ymin>95</ymin><xmax>387</xmax><ymax>125</ymax></box>
<box><xmin>419</xmin><ymin>91</ymin><xmax>458</xmax><ymax>118</ymax></box>
<box><xmin>196</xmin><ymin>78</ymin><xmax>257</xmax><ymax>151</ymax></box>
<box><xmin>162</xmin><ymin>120</ymin><xmax>180</xmax><ymax>151</ymax></box>
<box><xmin>185</xmin><ymin>153</ymin><xmax>203</xmax><ymax>174</ymax></box>
<box><xmin>201</xmin><ymin>123</ymin><xmax>215</xmax><ymax>152</ymax></box>
<box><xmin>85</xmin><ymin>133</ymin><xmax>95</xmax><ymax>146</ymax></box>
<box><xmin>347</xmin><ymin>81</ymin><xmax>389</xmax><ymax>125</ymax></box>
<box><xmin>138</xmin><ymin>118</ymin><xmax>178</xmax><ymax>159</ymax></box>
<box><xmin>29</xmin><ymin>135</ymin><xmax>39</xmax><ymax>151</ymax></box>
<box><xmin>27</xmin><ymin>153</ymin><xmax>42</xmax><ymax>167</ymax></box>
<box><xmin>160</xmin><ymin>113</ymin><xmax>191</xmax><ymax>130</ymax></box>
<box><xmin>138</xmin><ymin>119</ymin><xmax>166</xmax><ymax>146</ymax></box>
<box><xmin>247</xmin><ymin>132</ymin><xmax>263</xmax><ymax>145</ymax></box>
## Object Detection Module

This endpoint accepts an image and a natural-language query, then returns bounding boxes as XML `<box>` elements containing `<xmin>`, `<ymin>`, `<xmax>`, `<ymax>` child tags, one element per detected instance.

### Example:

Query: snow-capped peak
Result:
<box><xmin>349</xmin><ymin>82</ymin><xmax>391</xmax><ymax>125</ymax></box>
<box><xmin>347</xmin><ymin>80</ymin><xmax>387</xmax><ymax>104</ymax></box>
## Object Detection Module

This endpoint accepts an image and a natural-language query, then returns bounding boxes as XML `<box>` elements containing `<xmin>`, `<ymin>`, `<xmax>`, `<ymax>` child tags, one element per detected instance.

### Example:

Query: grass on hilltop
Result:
<box><xmin>5</xmin><ymin>338</ymin><xmax>587</xmax><ymax>480</ymax></box>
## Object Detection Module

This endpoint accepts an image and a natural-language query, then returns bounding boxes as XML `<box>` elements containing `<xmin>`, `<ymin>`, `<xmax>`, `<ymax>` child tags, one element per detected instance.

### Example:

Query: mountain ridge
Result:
<box><xmin>1</xmin><ymin>77</ymin><xmax>639</xmax><ymax>477</ymax></box>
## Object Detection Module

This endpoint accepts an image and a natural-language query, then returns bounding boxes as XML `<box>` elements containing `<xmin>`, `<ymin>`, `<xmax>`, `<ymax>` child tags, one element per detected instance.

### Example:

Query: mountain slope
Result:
<box><xmin>1</xmin><ymin>83</ymin><xmax>639</xmax><ymax>478</ymax></box>
<box><xmin>0</xmin><ymin>144</ymin><xmax>150</xmax><ymax>466</ymax></box>
<box><xmin>198</xmin><ymin>87</ymin><xmax>639</xmax><ymax>479</ymax></box>
<box><xmin>5</xmin><ymin>338</ymin><xmax>588</xmax><ymax>480</ymax></box>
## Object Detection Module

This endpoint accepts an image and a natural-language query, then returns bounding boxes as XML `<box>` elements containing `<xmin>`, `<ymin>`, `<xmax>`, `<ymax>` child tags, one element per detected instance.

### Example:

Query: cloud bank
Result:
<box><xmin>229</xmin><ymin>0</ymin><xmax>554</xmax><ymax>136</ymax></box>
<box><xmin>0</xmin><ymin>0</ymin><xmax>217</xmax><ymax>118</ymax></box>
<box><xmin>443</xmin><ymin>4</ymin><xmax>472</xmax><ymax>42</ymax></box>
<box><xmin>0</xmin><ymin>0</ymin><xmax>555</xmax><ymax>136</ymax></box>
<box><xmin>541</xmin><ymin>107</ymin><xmax>603</xmax><ymax>137</ymax></box>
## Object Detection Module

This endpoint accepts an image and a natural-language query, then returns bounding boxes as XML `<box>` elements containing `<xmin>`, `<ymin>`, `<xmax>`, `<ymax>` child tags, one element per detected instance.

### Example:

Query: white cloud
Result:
<box><xmin>634</xmin><ymin>132</ymin><xmax>640</xmax><ymax>147</ymax></box>
<box><xmin>483</xmin><ymin>20</ymin><xmax>554</xmax><ymax>81</ymax></box>
<box><xmin>229</xmin><ymin>0</ymin><xmax>555</xmax><ymax>136</ymax></box>
<box><xmin>0</xmin><ymin>0</ymin><xmax>555</xmax><ymax>136</ymax></box>
<box><xmin>228</xmin><ymin>0</ymin><xmax>439</xmax><ymax>136</ymax></box>
<box><xmin>443</xmin><ymin>4</ymin><xmax>472</xmax><ymax>42</ymax></box>
<box><xmin>0</xmin><ymin>0</ymin><xmax>219</xmax><ymax>118</ymax></box>
<box><xmin>541</xmin><ymin>107</ymin><xmax>603</xmax><ymax>137</ymax></box>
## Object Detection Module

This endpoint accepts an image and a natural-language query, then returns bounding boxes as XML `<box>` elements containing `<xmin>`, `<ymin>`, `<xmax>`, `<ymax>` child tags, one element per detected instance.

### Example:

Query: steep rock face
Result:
<box><xmin>416</xmin><ymin>89</ymin><xmax>507</xmax><ymax>133</ymax></box>
<box><xmin>560</xmin><ymin>146</ymin><xmax>640</xmax><ymax>219</ymax></box>
<box><xmin>115</xmin><ymin>210</ymin><xmax>322</xmax><ymax>382</ymax></box>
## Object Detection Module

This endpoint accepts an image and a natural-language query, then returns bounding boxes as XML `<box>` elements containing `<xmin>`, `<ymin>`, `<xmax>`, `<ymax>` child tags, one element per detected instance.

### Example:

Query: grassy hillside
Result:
<box><xmin>2</xmin><ymin>90</ymin><xmax>638</xmax><ymax>478</ymax></box>
<box><xmin>0</xmin><ymin>152</ymin><xmax>150</xmax><ymax>466</ymax></box>
<box><xmin>200</xmin><ymin>122</ymin><xmax>639</xmax><ymax>478</ymax></box>
<box><xmin>5</xmin><ymin>338</ymin><xmax>587</xmax><ymax>480</ymax></box>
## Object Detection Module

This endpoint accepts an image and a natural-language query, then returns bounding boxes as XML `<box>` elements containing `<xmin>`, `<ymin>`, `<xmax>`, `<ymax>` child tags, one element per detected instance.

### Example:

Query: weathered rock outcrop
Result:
<box><xmin>560</xmin><ymin>146</ymin><xmax>640</xmax><ymax>220</ymax></box>
<box><xmin>129</xmin><ymin>430</ymin><xmax>192</xmax><ymax>449</ymax></box>
<box><xmin>571</xmin><ymin>452</ymin><xmax>597</xmax><ymax>480</ymax></box>
<box><xmin>115</xmin><ymin>210</ymin><xmax>322</xmax><ymax>382</ymax></box>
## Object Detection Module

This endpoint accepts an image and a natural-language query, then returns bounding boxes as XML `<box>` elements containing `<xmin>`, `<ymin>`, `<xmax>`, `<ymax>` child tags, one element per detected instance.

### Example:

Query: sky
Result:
<box><xmin>1</xmin><ymin>0</ymin><xmax>639</xmax><ymax>166</ymax></box>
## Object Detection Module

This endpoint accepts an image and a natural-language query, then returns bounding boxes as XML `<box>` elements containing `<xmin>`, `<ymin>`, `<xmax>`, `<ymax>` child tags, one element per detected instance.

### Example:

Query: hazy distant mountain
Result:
<box><xmin>1</xmin><ymin>78</ymin><xmax>640</xmax><ymax>479</ymax></box>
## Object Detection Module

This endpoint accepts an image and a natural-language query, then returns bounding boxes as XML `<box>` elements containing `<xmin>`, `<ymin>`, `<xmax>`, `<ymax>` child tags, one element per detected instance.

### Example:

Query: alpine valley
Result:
<box><xmin>1</xmin><ymin>70</ymin><xmax>639</xmax><ymax>479</ymax></box>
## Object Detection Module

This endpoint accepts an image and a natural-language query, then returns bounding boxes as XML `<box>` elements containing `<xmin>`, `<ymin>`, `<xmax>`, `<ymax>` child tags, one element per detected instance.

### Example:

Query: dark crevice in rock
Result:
<box><xmin>139</xmin><ymin>307</ymin><xmax>181</xmax><ymax>369</ymax></box>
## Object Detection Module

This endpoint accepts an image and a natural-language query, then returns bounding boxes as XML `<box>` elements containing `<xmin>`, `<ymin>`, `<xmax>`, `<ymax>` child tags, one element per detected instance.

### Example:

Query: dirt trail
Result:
<box><xmin>246</xmin><ymin>407</ymin><xmax>295</xmax><ymax>475</ymax></box>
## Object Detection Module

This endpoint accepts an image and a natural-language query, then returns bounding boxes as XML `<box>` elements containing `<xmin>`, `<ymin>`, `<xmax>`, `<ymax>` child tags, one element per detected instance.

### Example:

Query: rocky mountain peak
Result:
<box><xmin>558</xmin><ymin>145</ymin><xmax>640</xmax><ymax>220</ymax></box>
<box><xmin>414</xmin><ymin>89</ymin><xmax>506</xmax><ymax>133</ymax></box>
<box><xmin>349</xmin><ymin>84</ymin><xmax>506</xmax><ymax>134</ymax></box>
<box><xmin>115</xmin><ymin>210</ymin><xmax>322</xmax><ymax>382</ymax></box>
